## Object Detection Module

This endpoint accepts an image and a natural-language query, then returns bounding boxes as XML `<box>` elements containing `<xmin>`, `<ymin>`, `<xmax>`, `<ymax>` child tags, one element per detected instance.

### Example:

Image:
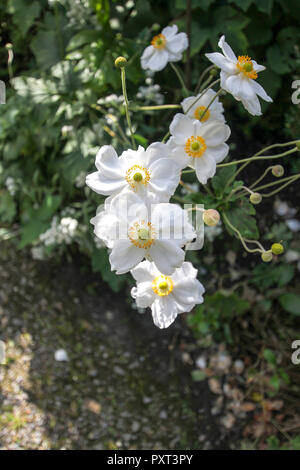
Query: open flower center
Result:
<box><xmin>194</xmin><ymin>105</ymin><xmax>210</xmax><ymax>122</ymax></box>
<box><xmin>151</xmin><ymin>33</ymin><xmax>166</xmax><ymax>49</ymax></box>
<box><xmin>185</xmin><ymin>136</ymin><xmax>207</xmax><ymax>158</ymax></box>
<box><xmin>236</xmin><ymin>56</ymin><xmax>257</xmax><ymax>80</ymax></box>
<box><xmin>128</xmin><ymin>220</ymin><xmax>156</xmax><ymax>249</ymax></box>
<box><xmin>125</xmin><ymin>165</ymin><xmax>151</xmax><ymax>191</ymax></box>
<box><xmin>152</xmin><ymin>275</ymin><xmax>174</xmax><ymax>297</ymax></box>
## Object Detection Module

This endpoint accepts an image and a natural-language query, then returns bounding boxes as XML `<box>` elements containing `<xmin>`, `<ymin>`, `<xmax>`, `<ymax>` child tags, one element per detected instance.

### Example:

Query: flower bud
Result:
<box><xmin>250</xmin><ymin>192</ymin><xmax>262</xmax><ymax>205</ymax></box>
<box><xmin>114</xmin><ymin>56</ymin><xmax>127</xmax><ymax>68</ymax></box>
<box><xmin>210</xmin><ymin>67</ymin><xmax>217</xmax><ymax>76</ymax></box>
<box><xmin>272</xmin><ymin>165</ymin><xmax>284</xmax><ymax>177</ymax></box>
<box><xmin>271</xmin><ymin>243</ymin><xmax>284</xmax><ymax>255</ymax></box>
<box><xmin>261</xmin><ymin>251</ymin><xmax>273</xmax><ymax>263</ymax></box>
<box><xmin>5</xmin><ymin>43</ymin><xmax>13</xmax><ymax>50</ymax></box>
<box><xmin>203</xmin><ymin>209</ymin><xmax>220</xmax><ymax>226</ymax></box>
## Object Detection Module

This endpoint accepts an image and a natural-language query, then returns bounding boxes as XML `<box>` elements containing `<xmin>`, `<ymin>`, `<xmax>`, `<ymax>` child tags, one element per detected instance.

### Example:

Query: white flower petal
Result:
<box><xmin>131</xmin><ymin>282</ymin><xmax>155</xmax><ymax>308</ymax></box>
<box><xmin>206</xmin><ymin>143</ymin><xmax>229</xmax><ymax>164</ymax></box>
<box><xmin>218</xmin><ymin>35</ymin><xmax>237</xmax><ymax>61</ymax></box>
<box><xmin>172</xmin><ymin>278</ymin><xmax>204</xmax><ymax>311</ymax></box>
<box><xmin>110</xmin><ymin>239</ymin><xmax>144</xmax><ymax>274</ymax></box>
<box><xmin>148</xmin><ymin>158</ymin><xmax>181</xmax><ymax>201</ymax></box>
<box><xmin>169</xmin><ymin>113</ymin><xmax>195</xmax><ymax>143</ymax></box>
<box><xmin>198</xmin><ymin>121</ymin><xmax>230</xmax><ymax>147</ymax></box>
<box><xmin>249</xmin><ymin>79</ymin><xmax>273</xmax><ymax>102</ymax></box>
<box><xmin>205</xmin><ymin>52</ymin><xmax>237</xmax><ymax>74</ymax></box>
<box><xmin>141</xmin><ymin>45</ymin><xmax>156</xmax><ymax>70</ymax></box>
<box><xmin>151</xmin><ymin>296</ymin><xmax>178</xmax><ymax>329</ymax></box>
<box><xmin>167</xmin><ymin>137</ymin><xmax>190</xmax><ymax>168</ymax></box>
<box><xmin>131</xmin><ymin>260</ymin><xmax>157</xmax><ymax>282</ymax></box>
<box><xmin>242</xmin><ymin>95</ymin><xmax>262</xmax><ymax>116</ymax></box>
<box><xmin>166</xmin><ymin>32</ymin><xmax>188</xmax><ymax>54</ymax></box>
<box><xmin>148</xmin><ymin>239</ymin><xmax>185</xmax><ymax>275</ymax></box>
<box><xmin>144</xmin><ymin>49</ymin><xmax>169</xmax><ymax>72</ymax></box>
<box><xmin>252</xmin><ymin>60</ymin><xmax>266</xmax><ymax>73</ymax></box>
<box><xmin>151</xmin><ymin>203</ymin><xmax>195</xmax><ymax>246</ymax></box>
<box><xmin>86</xmin><ymin>171</ymin><xmax>126</xmax><ymax>196</ymax></box>
<box><xmin>193</xmin><ymin>153</ymin><xmax>216</xmax><ymax>184</ymax></box>
<box><xmin>162</xmin><ymin>24</ymin><xmax>178</xmax><ymax>39</ymax></box>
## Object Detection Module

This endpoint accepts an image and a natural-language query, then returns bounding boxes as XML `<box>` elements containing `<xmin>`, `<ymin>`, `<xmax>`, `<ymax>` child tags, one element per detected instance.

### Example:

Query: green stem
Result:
<box><xmin>195</xmin><ymin>65</ymin><xmax>216</xmax><ymax>94</ymax></box>
<box><xmin>223</xmin><ymin>213</ymin><xmax>262</xmax><ymax>254</ymax></box>
<box><xmin>249</xmin><ymin>166</ymin><xmax>273</xmax><ymax>190</ymax></box>
<box><xmin>185</xmin><ymin>78</ymin><xmax>221</xmax><ymax>114</ymax></box>
<box><xmin>120</xmin><ymin>67</ymin><xmax>136</xmax><ymax>149</ymax></box>
<box><xmin>134</xmin><ymin>104</ymin><xmax>181</xmax><ymax>111</ymax></box>
<box><xmin>218</xmin><ymin>147</ymin><xmax>298</xmax><ymax>168</ymax></box>
<box><xmin>232</xmin><ymin>174</ymin><xmax>300</xmax><ymax>200</ymax></box>
<box><xmin>261</xmin><ymin>174</ymin><xmax>300</xmax><ymax>197</ymax></box>
<box><xmin>222</xmin><ymin>141</ymin><xmax>299</xmax><ymax>191</ymax></box>
<box><xmin>170</xmin><ymin>62</ymin><xmax>188</xmax><ymax>93</ymax></box>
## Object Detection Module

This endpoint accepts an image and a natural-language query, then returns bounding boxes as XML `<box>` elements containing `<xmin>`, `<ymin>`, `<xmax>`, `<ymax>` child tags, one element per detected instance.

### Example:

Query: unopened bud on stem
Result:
<box><xmin>272</xmin><ymin>165</ymin><xmax>284</xmax><ymax>177</ymax></box>
<box><xmin>261</xmin><ymin>251</ymin><xmax>273</xmax><ymax>263</ymax></box>
<box><xmin>115</xmin><ymin>56</ymin><xmax>127</xmax><ymax>68</ymax></box>
<box><xmin>203</xmin><ymin>209</ymin><xmax>220</xmax><ymax>226</ymax></box>
<box><xmin>271</xmin><ymin>243</ymin><xmax>284</xmax><ymax>255</ymax></box>
<box><xmin>250</xmin><ymin>192</ymin><xmax>262</xmax><ymax>205</ymax></box>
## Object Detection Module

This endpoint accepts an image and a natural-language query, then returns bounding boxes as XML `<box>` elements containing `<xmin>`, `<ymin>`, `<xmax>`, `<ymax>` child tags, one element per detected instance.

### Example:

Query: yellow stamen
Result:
<box><xmin>236</xmin><ymin>55</ymin><xmax>257</xmax><ymax>80</ymax></box>
<box><xmin>151</xmin><ymin>33</ymin><xmax>166</xmax><ymax>49</ymax></box>
<box><xmin>125</xmin><ymin>165</ymin><xmax>150</xmax><ymax>191</ymax></box>
<box><xmin>194</xmin><ymin>105</ymin><xmax>210</xmax><ymax>122</ymax></box>
<box><xmin>152</xmin><ymin>275</ymin><xmax>174</xmax><ymax>297</ymax></box>
<box><xmin>185</xmin><ymin>136</ymin><xmax>207</xmax><ymax>158</ymax></box>
<box><xmin>128</xmin><ymin>221</ymin><xmax>156</xmax><ymax>249</ymax></box>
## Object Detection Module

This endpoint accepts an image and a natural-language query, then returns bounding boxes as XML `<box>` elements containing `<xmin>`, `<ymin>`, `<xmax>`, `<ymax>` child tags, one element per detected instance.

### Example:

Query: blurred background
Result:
<box><xmin>0</xmin><ymin>0</ymin><xmax>300</xmax><ymax>450</ymax></box>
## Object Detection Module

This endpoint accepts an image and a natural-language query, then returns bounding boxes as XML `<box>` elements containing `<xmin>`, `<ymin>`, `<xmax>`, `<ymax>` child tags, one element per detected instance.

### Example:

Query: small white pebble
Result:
<box><xmin>54</xmin><ymin>349</ymin><xmax>68</xmax><ymax>362</ymax></box>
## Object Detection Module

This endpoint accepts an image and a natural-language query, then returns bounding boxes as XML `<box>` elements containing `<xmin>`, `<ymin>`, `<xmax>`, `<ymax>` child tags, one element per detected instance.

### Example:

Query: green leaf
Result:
<box><xmin>211</xmin><ymin>165</ymin><xmax>237</xmax><ymax>197</ymax></box>
<box><xmin>18</xmin><ymin>219</ymin><xmax>50</xmax><ymax>249</ymax></box>
<box><xmin>279</xmin><ymin>294</ymin><xmax>300</xmax><ymax>316</ymax></box>
<box><xmin>11</xmin><ymin>0</ymin><xmax>41</xmax><ymax>36</ymax></box>
<box><xmin>67</xmin><ymin>30</ymin><xmax>101</xmax><ymax>52</ymax></box>
<box><xmin>263</xmin><ymin>348</ymin><xmax>276</xmax><ymax>366</ymax></box>
<box><xmin>224</xmin><ymin>199</ymin><xmax>259</xmax><ymax>239</ymax></box>
<box><xmin>255</xmin><ymin>0</ymin><xmax>273</xmax><ymax>15</ymax></box>
<box><xmin>228</xmin><ymin>0</ymin><xmax>253</xmax><ymax>12</ymax></box>
<box><xmin>0</xmin><ymin>191</ymin><xmax>16</xmax><ymax>223</ymax></box>
<box><xmin>190</xmin><ymin>21</ymin><xmax>211</xmax><ymax>56</ymax></box>
<box><xmin>266</xmin><ymin>45</ymin><xmax>291</xmax><ymax>75</ymax></box>
<box><xmin>31</xmin><ymin>26</ymin><xmax>67</xmax><ymax>70</ymax></box>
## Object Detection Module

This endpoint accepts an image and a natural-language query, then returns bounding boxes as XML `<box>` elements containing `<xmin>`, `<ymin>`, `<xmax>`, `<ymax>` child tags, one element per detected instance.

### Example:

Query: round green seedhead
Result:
<box><xmin>250</xmin><ymin>192</ymin><xmax>262</xmax><ymax>205</ymax></box>
<box><xmin>115</xmin><ymin>56</ymin><xmax>127</xmax><ymax>68</ymax></box>
<box><xmin>261</xmin><ymin>251</ymin><xmax>273</xmax><ymax>263</ymax></box>
<box><xmin>271</xmin><ymin>243</ymin><xmax>284</xmax><ymax>255</ymax></box>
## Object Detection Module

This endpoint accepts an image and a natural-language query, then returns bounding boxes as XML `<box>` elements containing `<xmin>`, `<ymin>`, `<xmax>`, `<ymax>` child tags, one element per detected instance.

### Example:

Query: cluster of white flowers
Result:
<box><xmin>39</xmin><ymin>215</ymin><xmax>78</xmax><ymax>246</ymax></box>
<box><xmin>97</xmin><ymin>94</ymin><xmax>124</xmax><ymax>106</ymax></box>
<box><xmin>5</xmin><ymin>177</ymin><xmax>17</xmax><ymax>196</ymax></box>
<box><xmin>85</xmin><ymin>27</ymin><xmax>273</xmax><ymax>328</ymax></box>
<box><xmin>137</xmin><ymin>78</ymin><xmax>164</xmax><ymax>106</ymax></box>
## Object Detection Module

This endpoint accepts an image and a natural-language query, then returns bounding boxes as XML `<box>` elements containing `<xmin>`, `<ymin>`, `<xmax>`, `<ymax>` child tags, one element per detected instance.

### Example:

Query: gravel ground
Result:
<box><xmin>0</xmin><ymin>241</ymin><xmax>202</xmax><ymax>450</ymax></box>
<box><xmin>0</xmin><ymin>241</ymin><xmax>247</xmax><ymax>450</ymax></box>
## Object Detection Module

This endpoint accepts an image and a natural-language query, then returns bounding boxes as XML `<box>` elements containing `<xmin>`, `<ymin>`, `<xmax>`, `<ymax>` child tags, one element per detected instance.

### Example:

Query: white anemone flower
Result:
<box><xmin>86</xmin><ymin>143</ymin><xmax>181</xmax><ymax>204</ymax></box>
<box><xmin>181</xmin><ymin>89</ymin><xmax>225</xmax><ymax>123</ymax></box>
<box><xmin>205</xmin><ymin>35</ymin><xmax>272</xmax><ymax>116</ymax></box>
<box><xmin>167</xmin><ymin>113</ymin><xmax>231</xmax><ymax>184</ymax></box>
<box><xmin>131</xmin><ymin>260</ymin><xmax>205</xmax><ymax>329</ymax></box>
<box><xmin>141</xmin><ymin>25</ymin><xmax>188</xmax><ymax>72</ymax></box>
<box><xmin>91</xmin><ymin>192</ymin><xmax>195</xmax><ymax>275</ymax></box>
